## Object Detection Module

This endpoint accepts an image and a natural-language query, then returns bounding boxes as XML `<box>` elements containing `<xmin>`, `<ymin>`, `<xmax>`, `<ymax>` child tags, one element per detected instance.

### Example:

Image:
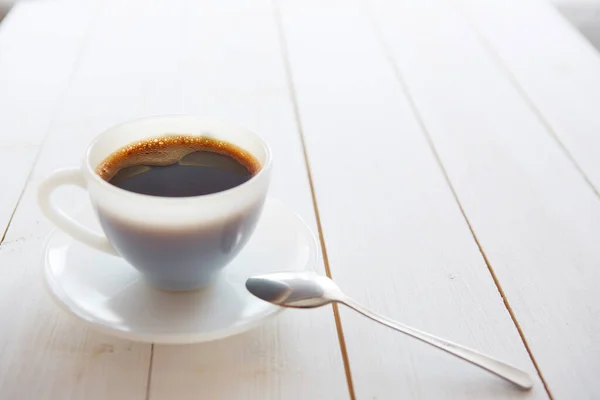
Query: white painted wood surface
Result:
<box><xmin>369</xmin><ymin>0</ymin><xmax>600</xmax><ymax>398</ymax></box>
<box><xmin>278</xmin><ymin>1</ymin><xmax>545</xmax><ymax>399</ymax></box>
<box><xmin>456</xmin><ymin>0</ymin><xmax>600</xmax><ymax>193</ymax></box>
<box><xmin>0</xmin><ymin>0</ymin><xmax>598</xmax><ymax>398</ymax></box>
<box><xmin>0</xmin><ymin>0</ymin><xmax>348</xmax><ymax>398</ymax></box>
<box><xmin>0</xmin><ymin>0</ymin><xmax>97</xmax><ymax>236</ymax></box>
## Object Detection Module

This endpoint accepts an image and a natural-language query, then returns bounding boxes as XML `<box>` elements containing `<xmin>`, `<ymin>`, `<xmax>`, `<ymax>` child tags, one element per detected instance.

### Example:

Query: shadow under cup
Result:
<box><xmin>85</xmin><ymin>117</ymin><xmax>272</xmax><ymax>291</ymax></box>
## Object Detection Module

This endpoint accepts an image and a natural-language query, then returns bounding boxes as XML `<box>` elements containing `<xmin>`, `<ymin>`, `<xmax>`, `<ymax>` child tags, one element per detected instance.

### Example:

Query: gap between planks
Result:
<box><xmin>145</xmin><ymin>344</ymin><xmax>155</xmax><ymax>400</ymax></box>
<box><xmin>271</xmin><ymin>0</ymin><xmax>357</xmax><ymax>399</ymax></box>
<box><xmin>362</xmin><ymin>0</ymin><xmax>555</xmax><ymax>398</ymax></box>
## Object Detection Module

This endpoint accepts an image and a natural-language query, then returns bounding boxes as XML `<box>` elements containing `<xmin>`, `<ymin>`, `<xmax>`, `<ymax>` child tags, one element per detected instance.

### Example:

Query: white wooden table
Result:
<box><xmin>0</xmin><ymin>0</ymin><xmax>598</xmax><ymax>398</ymax></box>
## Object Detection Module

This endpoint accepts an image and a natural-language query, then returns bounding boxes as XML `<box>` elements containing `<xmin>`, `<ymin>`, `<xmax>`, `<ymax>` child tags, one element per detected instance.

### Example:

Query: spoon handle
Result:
<box><xmin>339</xmin><ymin>297</ymin><xmax>533</xmax><ymax>390</ymax></box>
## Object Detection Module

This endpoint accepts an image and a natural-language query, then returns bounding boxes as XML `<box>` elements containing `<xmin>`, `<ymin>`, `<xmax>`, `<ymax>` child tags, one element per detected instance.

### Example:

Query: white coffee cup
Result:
<box><xmin>38</xmin><ymin>115</ymin><xmax>272</xmax><ymax>291</ymax></box>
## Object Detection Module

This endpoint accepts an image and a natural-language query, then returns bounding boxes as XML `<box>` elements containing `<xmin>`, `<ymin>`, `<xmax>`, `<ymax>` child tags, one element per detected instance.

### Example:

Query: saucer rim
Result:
<box><xmin>41</xmin><ymin>198</ymin><xmax>318</xmax><ymax>344</ymax></box>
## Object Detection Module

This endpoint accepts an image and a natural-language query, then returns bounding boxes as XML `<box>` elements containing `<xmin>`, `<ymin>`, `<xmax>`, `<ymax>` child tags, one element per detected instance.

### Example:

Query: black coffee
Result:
<box><xmin>97</xmin><ymin>135</ymin><xmax>260</xmax><ymax>197</ymax></box>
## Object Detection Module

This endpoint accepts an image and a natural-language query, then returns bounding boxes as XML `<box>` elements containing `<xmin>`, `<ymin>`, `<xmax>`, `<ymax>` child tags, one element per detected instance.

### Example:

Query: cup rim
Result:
<box><xmin>83</xmin><ymin>114</ymin><xmax>273</xmax><ymax>203</ymax></box>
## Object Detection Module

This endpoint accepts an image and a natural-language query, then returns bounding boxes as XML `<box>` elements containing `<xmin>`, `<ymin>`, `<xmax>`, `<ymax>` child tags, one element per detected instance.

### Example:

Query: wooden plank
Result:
<box><xmin>277</xmin><ymin>0</ymin><xmax>547</xmax><ymax>398</ymax></box>
<box><xmin>369</xmin><ymin>0</ymin><xmax>600</xmax><ymax>398</ymax></box>
<box><xmin>455</xmin><ymin>0</ymin><xmax>600</xmax><ymax>192</ymax></box>
<box><xmin>148</xmin><ymin>2</ymin><xmax>349</xmax><ymax>399</ymax></box>
<box><xmin>0</xmin><ymin>0</ymin><xmax>97</xmax><ymax>235</ymax></box>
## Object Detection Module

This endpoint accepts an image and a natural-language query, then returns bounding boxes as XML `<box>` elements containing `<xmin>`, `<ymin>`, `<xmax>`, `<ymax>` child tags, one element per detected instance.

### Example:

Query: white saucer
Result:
<box><xmin>43</xmin><ymin>198</ymin><xmax>318</xmax><ymax>344</ymax></box>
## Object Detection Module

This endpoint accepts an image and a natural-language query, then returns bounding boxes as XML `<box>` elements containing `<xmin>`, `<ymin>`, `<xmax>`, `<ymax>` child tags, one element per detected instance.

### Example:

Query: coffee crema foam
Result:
<box><xmin>96</xmin><ymin>134</ymin><xmax>261</xmax><ymax>182</ymax></box>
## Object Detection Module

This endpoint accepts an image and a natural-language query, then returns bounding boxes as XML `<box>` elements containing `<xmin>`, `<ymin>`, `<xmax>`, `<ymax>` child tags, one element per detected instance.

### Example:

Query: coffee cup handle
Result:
<box><xmin>38</xmin><ymin>168</ymin><xmax>119</xmax><ymax>256</ymax></box>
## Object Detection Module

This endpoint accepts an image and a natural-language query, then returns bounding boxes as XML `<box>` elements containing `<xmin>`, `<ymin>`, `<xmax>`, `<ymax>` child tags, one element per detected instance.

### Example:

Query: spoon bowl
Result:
<box><xmin>246</xmin><ymin>271</ymin><xmax>342</xmax><ymax>308</ymax></box>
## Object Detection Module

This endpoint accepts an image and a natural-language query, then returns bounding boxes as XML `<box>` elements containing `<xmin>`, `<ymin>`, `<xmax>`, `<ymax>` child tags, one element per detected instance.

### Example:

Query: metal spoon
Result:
<box><xmin>246</xmin><ymin>271</ymin><xmax>533</xmax><ymax>390</ymax></box>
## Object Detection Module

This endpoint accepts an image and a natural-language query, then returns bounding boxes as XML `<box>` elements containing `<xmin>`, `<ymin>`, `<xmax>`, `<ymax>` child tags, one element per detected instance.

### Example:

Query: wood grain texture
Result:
<box><xmin>278</xmin><ymin>0</ymin><xmax>546</xmax><ymax>398</ymax></box>
<box><xmin>457</xmin><ymin>0</ymin><xmax>600</xmax><ymax>194</ymax></box>
<box><xmin>370</xmin><ymin>0</ymin><xmax>600</xmax><ymax>397</ymax></box>
<box><xmin>0</xmin><ymin>0</ymin><xmax>97</xmax><ymax>235</ymax></box>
